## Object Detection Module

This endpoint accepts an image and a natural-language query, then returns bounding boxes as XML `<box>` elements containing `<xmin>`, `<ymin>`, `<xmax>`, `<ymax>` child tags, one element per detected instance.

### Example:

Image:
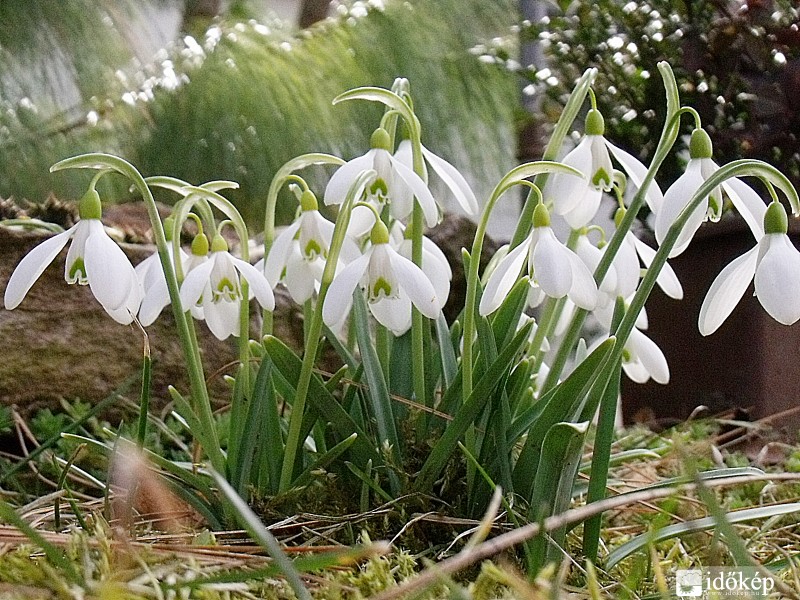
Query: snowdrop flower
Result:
<box><xmin>594</xmin><ymin>301</ymin><xmax>669</xmax><ymax>384</ymax></box>
<box><xmin>699</xmin><ymin>201</ymin><xmax>800</xmax><ymax>335</ymax></box>
<box><xmin>480</xmin><ymin>203</ymin><xmax>598</xmax><ymax>316</ymax></box>
<box><xmin>393</xmin><ymin>139</ymin><xmax>479</xmax><ymax>216</ymax></box>
<box><xmin>324</xmin><ymin>128</ymin><xmax>439</xmax><ymax>228</ymax></box>
<box><xmin>180</xmin><ymin>233</ymin><xmax>275</xmax><ymax>340</ymax></box>
<box><xmin>544</xmin><ymin>108</ymin><xmax>663</xmax><ymax>228</ymax></box>
<box><xmin>322</xmin><ymin>220</ymin><xmax>440</xmax><ymax>335</ymax></box>
<box><xmin>655</xmin><ymin>128</ymin><xmax>767</xmax><ymax>257</ymax></box>
<box><xmin>4</xmin><ymin>187</ymin><xmax>141</xmax><ymax>324</ymax></box>
<box><xmin>259</xmin><ymin>190</ymin><xmax>359</xmax><ymax>304</ymax></box>
<box><xmin>138</xmin><ymin>231</ymin><xmax>204</xmax><ymax>326</ymax></box>
<box><xmin>393</xmin><ymin>222</ymin><xmax>452</xmax><ymax>309</ymax></box>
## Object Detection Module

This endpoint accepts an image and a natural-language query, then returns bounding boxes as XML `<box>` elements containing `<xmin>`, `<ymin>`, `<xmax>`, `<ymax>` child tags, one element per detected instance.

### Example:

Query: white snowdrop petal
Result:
<box><xmin>629</xmin><ymin>329</ymin><xmax>669</xmax><ymax>384</ymax></box>
<box><xmin>233</xmin><ymin>256</ymin><xmax>275</xmax><ymax>310</ymax></box>
<box><xmin>180</xmin><ymin>257</ymin><xmax>216</xmax><ymax>308</ymax></box>
<box><xmin>4</xmin><ymin>226</ymin><xmax>75</xmax><ymax>309</ymax></box>
<box><xmin>264</xmin><ymin>220</ymin><xmax>301</xmax><ymax>286</ymax></box>
<box><xmin>605</xmin><ymin>140</ymin><xmax>664</xmax><ymax>212</ymax></box>
<box><xmin>545</xmin><ymin>137</ymin><xmax>593</xmax><ymax>215</ymax></box>
<box><xmin>421</xmin><ymin>247</ymin><xmax>451</xmax><ymax>307</ymax></box>
<box><xmin>655</xmin><ymin>161</ymin><xmax>706</xmax><ymax>255</ymax></box>
<box><xmin>614</xmin><ymin>235</ymin><xmax>641</xmax><ymax>298</ymax></box>
<box><xmin>388</xmin><ymin>248</ymin><xmax>440</xmax><ymax>318</ymax></box>
<box><xmin>722</xmin><ymin>176</ymin><xmax>767</xmax><ymax>240</ymax></box>
<box><xmin>622</xmin><ymin>358</ymin><xmax>651</xmax><ymax>384</ymax></box>
<box><xmin>479</xmin><ymin>240</ymin><xmax>530</xmax><ymax>316</ymax></box>
<box><xmin>532</xmin><ymin>229</ymin><xmax>573</xmax><ymax>299</ymax></box>
<box><xmin>347</xmin><ymin>204</ymin><xmax>378</xmax><ymax>239</ymax></box>
<box><xmin>322</xmin><ymin>252</ymin><xmax>370</xmax><ymax>327</ymax></box>
<box><xmin>389</xmin><ymin>155</ymin><xmax>439</xmax><ymax>227</ymax></box>
<box><xmin>285</xmin><ymin>251</ymin><xmax>317</xmax><ymax>304</ymax></box>
<box><xmin>421</xmin><ymin>145</ymin><xmax>479</xmax><ymax>215</ymax></box>
<box><xmin>563</xmin><ymin>186</ymin><xmax>602</xmax><ymax>228</ymax></box>
<box><xmin>204</xmin><ymin>295</ymin><xmax>240</xmax><ymax>340</ymax></box>
<box><xmin>698</xmin><ymin>246</ymin><xmax>758</xmax><ymax>336</ymax></box>
<box><xmin>85</xmin><ymin>222</ymin><xmax>138</xmax><ymax>311</ymax></box>
<box><xmin>138</xmin><ymin>275</ymin><xmax>170</xmax><ymax>326</ymax></box>
<box><xmin>633</xmin><ymin>237</ymin><xmax>683</xmax><ymax>299</ymax></box>
<box><xmin>754</xmin><ymin>234</ymin><xmax>800</xmax><ymax>325</ymax></box>
<box><xmin>370</xmin><ymin>294</ymin><xmax>413</xmax><ymax>335</ymax></box>
<box><xmin>564</xmin><ymin>251</ymin><xmax>598</xmax><ymax>310</ymax></box>
<box><xmin>324</xmin><ymin>152</ymin><xmax>375</xmax><ymax>206</ymax></box>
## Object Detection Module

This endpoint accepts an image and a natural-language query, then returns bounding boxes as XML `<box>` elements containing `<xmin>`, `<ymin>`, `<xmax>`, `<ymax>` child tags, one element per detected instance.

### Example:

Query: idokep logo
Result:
<box><xmin>675</xmin><ymin>567</ymin><xmax>776</xmax><ymax>598</ymax></box>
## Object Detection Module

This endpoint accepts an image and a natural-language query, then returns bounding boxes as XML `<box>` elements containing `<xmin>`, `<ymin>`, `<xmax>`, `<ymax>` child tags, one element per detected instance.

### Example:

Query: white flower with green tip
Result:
<box><xmin>4</xmin><ymin>187</ymin><xmax>141</xmax><ymax>325</ymax></box>
<box><xmin>699</xmin><ymin>201</ymin><xmax>800</xmax><ymax>335</ymax></box>
<box><xmin>324</xmin><ymin>127</ymin><xmax>439</xmax><ymax>227</ymax></box>
<box><xmin>655</xmin><ymin>128</ymin><xmax>767</xmax><ymax>257</ymax></box>
<box><xmin>322</xmin><ymin>220</ymin><xmax>441</xmax><ymax>335</ymax></box>
<box><xmin>544</xmin><ymin>108</ymin><xmax>662</xmax><ymax>228</ymax></box>
<box><xmin>180</xmin><ymin>233</ymin><xmax>275</xmax><ymax>340</ymax></box>
<box><xmin>479</xmin><ymin>203</ymin><xmax>599</xmax><ymax>316</ymax></box>
<box><xmin>259</xmin><ymin>189</ymin><xmax>359</xmax><ymax>304</ymax></box>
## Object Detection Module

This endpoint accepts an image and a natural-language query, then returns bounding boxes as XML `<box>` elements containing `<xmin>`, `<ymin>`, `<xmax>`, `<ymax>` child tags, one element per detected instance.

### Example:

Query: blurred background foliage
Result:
<box><xmin>2</xmin><ymin>0</ymin><xmax>799</xmax><ymax>230</ymax></box>
<box><xmin>0</xmin><ymin>0</ymin><xmax>519</xmax><ymax>227</ymax></box>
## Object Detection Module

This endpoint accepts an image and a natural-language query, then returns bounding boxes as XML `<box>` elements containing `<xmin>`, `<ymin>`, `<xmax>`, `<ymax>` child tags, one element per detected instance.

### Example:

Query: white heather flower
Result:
<box><xmin>480</xmin><ymin>204</ymin><xmax>598</xmax><ymax>316</ymax></box>
<box><xmin>655</xmin><ymin>128</ymin><xmax>766</xmax><ymax>257</ymax></box>
<box><xmin>544</xmin><ymin>108</ymin><xmax>663</xmax><ymax>228</ymax></box>
<box><xmin>324</xmin><ymin>127</ymin><xmax>439</xmax><ymax>227</ymax></box>
<box><xmin>699</xmin><ymin>201</ymin><xmax>800</xmax><ymax>336</ymax></box>
<box><xmin>259</xmin><ymin>190</ymin><xmax>359</xmax><ymax>304</ymax></box>
<box><xmin>180</xmin><ymin>234</ymin><xmax>275</xmax><ymax>340</ymax></box>
<box><xmin>393</xmin><ymin>139</ymin><xmax>479</xmax><ymax>216</ymax></box>
<box><xmin>322</xmin><ymin>221</ymin><xmax>440</xmax><ymax>335</ymax></box>
<box><xmin>4</xmin><ymin>188</ymin><xmax>141</xmax><ymax>324</ymax></box>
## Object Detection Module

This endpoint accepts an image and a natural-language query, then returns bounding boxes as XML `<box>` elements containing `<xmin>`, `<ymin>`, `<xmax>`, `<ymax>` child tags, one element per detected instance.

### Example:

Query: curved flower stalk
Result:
<box><xmin>322</xmin><ymin>220</ymin><xmax>441</xmax><ymax>336</ymax></box>
<box><xmin>324</xmin><ymin>127</ymin><xmax>439</xmax><ymax>228</ymax></box>
<box><xmin>393</xmin><ymin>139</ymin><xmax>479</xmax><ymax>216</ymax></box>
<box><xmin>544</xmin><ymin>106</ymin><xmax>663</xmax><ymax>228</ymax></box>
<box><xmin>139</xmin><ymin>229</ymin><xmax>207</xmax><ymax>326</ymax></box>
<box><xmin>259</xmin><ymin>188</ymin><xmax>359</xmax><ymax>304</ymax></box>
<box><xmin>655</xmin><ymin>128</ymin><xmax>767</xmax><ymax>257</ymax></box>
<box><xmin>4</xmin><ymin>182</ymin><xmax>141</xmax><ymax>325</ymax></box>
<box><xmin>181</xmin><ymin>232</ymin><xmax>275</xmax><ymax>340</ymax></box>
<box><xmin>480</xmin><ymin>203</ymin><xmax>598</xmax><ymax>316</ymax></box>
<box><xmin>699</xmin><ymin>201</ymin><xmax>800</xmax><ymax>335</ymax></box>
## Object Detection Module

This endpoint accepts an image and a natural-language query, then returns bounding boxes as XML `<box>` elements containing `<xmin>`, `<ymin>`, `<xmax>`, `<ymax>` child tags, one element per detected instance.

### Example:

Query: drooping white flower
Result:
<box><xmin>180</xmin><ymin>234</ymin><xmax>275</xmax><ymax>340</ymax></box>
<box><xmin>544</xmin><ymin>108</ymin><xmax>663</xmax><ymax>228</ymax></box>
<box><xmin>393</xmin><ymin>222</ymin><xmax>452</xmax><ymax>310</ymax></box>
<box><xmin>393</xmin><ymin>139</ymin><xmax>479</xmax><ymax>216</ymax></box>
<box><xmin>324</xmin><ymin>127</ymin><xmax>439</xmax><ymax>227</ymax></box>
<box><xmin>3</xmin><ymin>188</ymin><xmax>141</xmax><ymax>324</ymax></box>
<box><xmin>480</xmin><ymin>204</ymin><xmax>598</xmax><ymax>316</ymax></box>
<box><xmin>322</xmin><ymin>221</ymin><xmax>440</xmax><ymax>336</ymax></box>
<box><xmin>259</xmin><ymin>190</ymin><xmax>359</xmax><ymax>304</ymax></box>
<box><xmin>138</xmin><ymin>233</ymin><xmax>205</xmax><ymax>326</ymax></box>
<box><xmin>699</xmin><ymin>201</ymin><xmax>800</xmax><ymax>336</ymax></box>
<box><xmin>655</xmin><ymin>128</ymin><xmax>767</xmax><ymax>257</ymax></box>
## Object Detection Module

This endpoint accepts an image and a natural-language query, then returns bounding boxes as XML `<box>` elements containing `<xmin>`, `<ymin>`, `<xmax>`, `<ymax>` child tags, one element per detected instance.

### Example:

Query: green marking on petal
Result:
<box><xmin>371</xmin><ymin>277</ymin><xmax>393</xmax><ymax>300</ymax></box>
<box><xmin>370</xmin><ymin>178</ymin><xmax>388</xmax><ymax>198</ymax></box>
<box><xmin>622</xmin><ymin>348</ymin><xmax>632</xmax><ymax>363</ymax></box>
<box><xmin>304</xmin><ymin>239</ymin><xmax>323</xmax><ymax>259</ymax></box>
<box><xmin>592</xmin><ymin>167</ymin><xmax>611</xmax><ymax>189</ymax></box>
<box><xmin>215</xmin><ymin>277</ymin><xmax>238</xmax><ymax>301</ymax></box>
<box><xmin>67</xmin><ymin>258</ymin><xmax>87</xmax><ymax>284</ymax></box>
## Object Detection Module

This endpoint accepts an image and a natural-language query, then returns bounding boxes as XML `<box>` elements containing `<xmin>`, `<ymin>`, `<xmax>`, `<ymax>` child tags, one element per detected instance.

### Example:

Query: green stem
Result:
<box><xmin>278</xmin><ymin>170</ymin><xmax>377</xmax><ymax>493</ymax></box>
<box><xmin>50</xmin><ymin>153</ymin><xmax>226</xmax><ymax>473</ymax></box>
<box><xmin>261</xmin><ymin>153</ymin><xmax>345</xmax><ymax>336</ymax></box>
